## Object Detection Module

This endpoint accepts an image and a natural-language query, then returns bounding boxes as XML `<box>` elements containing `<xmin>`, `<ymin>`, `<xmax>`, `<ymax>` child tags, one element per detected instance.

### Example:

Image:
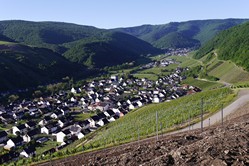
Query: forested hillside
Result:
<box><xmin>0</xmin><ymin>41</ymin><xmax>87</xmax><ymax>91</ymax></box>
<box><xmin>115</xmin><ymin>19</ymin><xmax>248</xmax><ymax>49</ymax></box>
<box><xmin>63</xmin><ymin>32</ymin><xmax>161</xmax><ymax>68</ymax></box>
<box><xmin>194</xmin><ymin>22</ymin><xmax>249</xmax><ymax>71</ymax></box>
<box><xmin>0</xmin><ymin>20</ymin><xmax>161</xmax><ymax>68</ymax></box>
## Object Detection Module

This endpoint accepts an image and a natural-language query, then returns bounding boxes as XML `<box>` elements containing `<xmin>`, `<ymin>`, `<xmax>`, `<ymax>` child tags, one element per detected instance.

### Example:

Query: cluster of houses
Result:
<box><xmin>139</xmin><ymin>59</ymin><xmax>179</xmax><ymax>69</ymax></box>
<box><xmin>165</xmin><ymin>48</ymin><xmax>194</xmax><ymax>56</ymax></box>
<box><xmin>0</xmin><ymin>67</ymin><xmax>201</xmax><ymax>164</ymax></box>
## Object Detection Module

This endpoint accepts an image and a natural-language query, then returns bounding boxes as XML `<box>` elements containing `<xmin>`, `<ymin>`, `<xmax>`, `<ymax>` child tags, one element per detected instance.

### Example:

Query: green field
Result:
<box><xmin>207</xmin><ymin>60</ymin><xmax>249</xmax><ymax>83</ymax></box>
<box><xmin>0</xmin><ymin>41</ymin><xmax>15</xmax><ymax>45</ymax></box>
<box><xmin>74</xmin><ymin>112</ymin><xmax>96</xmax><ymax>121</ymax></box>
<box><xmin>132</xmin><ymin>64</ymin><xmax>178</xmax><ymax>81</ymax></box>
<box><xmin>132</xmin><ymin>73</ymin><xmax>158</xmax><ymax>81</ymax></box>
<box><xmin>35</xmin><ymin>140</ymin><xmax>58</xmax><ymax>155</ymax></box>
<box><xmin>79</xmin><ymin>88</ymin><xmax>234</xmax><ymax>151</ymax></box>
<box><xmin>182</xmin><ymin>77</ymin><xmax>223</xmax><ymax>90</ymax></box>
<box><xmin>178</xmin><ymin>52</ymin><xmax>249</xmax><ymax>84</ymax></box>
<box><xmin>170</xmin><ymin>55</ymin><xmax>201</xmax><ymax>68</ymax></box>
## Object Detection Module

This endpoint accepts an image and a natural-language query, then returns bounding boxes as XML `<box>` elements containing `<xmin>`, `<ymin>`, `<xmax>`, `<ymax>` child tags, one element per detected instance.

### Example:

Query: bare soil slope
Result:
<box><xmin>37</xmin><ymin>113</ymin><xmax>249</xmax><ymax>166</ymax></box>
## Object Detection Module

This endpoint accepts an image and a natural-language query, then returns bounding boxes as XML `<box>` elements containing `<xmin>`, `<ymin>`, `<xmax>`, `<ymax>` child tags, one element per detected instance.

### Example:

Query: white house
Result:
<box><xmin>25</xmin><ymin>121</ymin><xmax>36</xmax><ymax>130</ymax></box>
<box><xmin>87</xmin><ymin>119</ymin><xmax>95</xmax><ymax>128</ymax></box>
<box><xmin>137</xmin><ymin>100</ymin><xmax>144</xmax><ymax>107</ymax></box>
<box><xmin>76</xmin><ymin>132</ymin><xmax>84</xmax><ymax>140</ymax></box>
<box><xmin>41</xmin><ymin>122</ymin><xmax>58</xmax><ymax>135</ymax></box>
<box><xmin>5</xmin><ymin>137</ymin><xmax>23</xmax><ymax>150</ymax></box>
<box><xmin>129</xmin><ymin>103</ymin><xmax>138</xmax><ymax>110</ymax></box>
<box><xmin>23</xmin><ymin>128</ymin><xmax>39</xmax><ymax>142</ymax></box>
<box><xmin>20</xmin><ymin>146</ymin><xmax>36</xmax><ymax>158</ymax></box>
<box><xmin>153</xmin><ymin>95</ymin><xmax>161</xmax><ymax>103</ymax></box>
<box><xmin>56</xmin><ymin>129</ymin><xmax>71</xmax><ymax>142</ymax></box>
<box><xmin>71</xmin><ymin>87</ymin><xmax>77</xmax><ymax>94</ymax></box>
<box><xmin>12</xmin><ymin>124</ymin><xmax>27</xmax><ymax>135</ymax></box>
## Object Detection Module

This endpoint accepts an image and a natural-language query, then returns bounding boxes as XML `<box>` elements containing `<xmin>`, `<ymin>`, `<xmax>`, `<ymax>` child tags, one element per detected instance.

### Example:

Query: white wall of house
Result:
<box><xmin>58</xmin><ymin>121</ymin><xmax>64</xmax><ymax>128</ymax></box>
<box><xmin>6</xmin><ymin>139</ymin><xmax>15</xmax><ymax>148</ymax></box>
<box><xmin>153</xmin><ymin>98</ymin><xmax>160</xmax><ymax>103</ymax></box>
<box><xmin>88</xmin><ymin>119</ymin><xmax>95</xmax><ymax>127</ymax></box>
<box><xmin>129</xmin><ymin>104</ymin><xmax>135</xmax><ymax>110</ymax></box>
<box><xmin>23</xmin><ymin>135</ymin><xmax>31</xmax><ymax>142</ymax></box>
<box><xmin>108</xmin><ymin>117</ymin><xmax>116</xmax><ymax>122</ymax></box>
<box><xmin>20</xmin><ymin>151</ymin><xmax>29</xmax><ymax>158</ymax></box>
<box><xmin>56</xmin><ymin>132</ymin><xmax>66</xmax><ymax>142</ymax></box>
<box><xmin>12</xmin><ymin>126</ymin><xmax>20</xmax><ymax>135</ymax></box>
<box><xmin>50</xmin><ymin>113</ymin><xmax>58</xmax><ymax>119</ymax></box>
<box><xmin>76</xmin><ymin>132</ymin><xmax>84</xmax><ymax>139</ymax></box>
<box><xmin>97</xmin><ymin>120</ymin><xmax>104</xmax><ymax>126</ymax></box>
<box><xmin>41</xmin><ymin>127</ymin><xmax>49</xmax><ymax>134</ymax></box>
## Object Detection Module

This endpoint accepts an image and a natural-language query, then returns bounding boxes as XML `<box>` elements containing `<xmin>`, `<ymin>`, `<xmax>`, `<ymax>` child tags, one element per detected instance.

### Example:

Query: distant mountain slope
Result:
<box><xmin>0</xmin><ymin>41</ymin><xmax>86</xmax><ymax>91</ymax></box>
<box><xmin>0</xmin><ymin>20</ymin><xmax>102</xmax><ymax>53</ymax></box>
<box><xmin>63</xmin><ymin>32</ymin><xmax>161</xmax><ymax>68</ymax></box>
<box><xmin>115</xmin><ymin>19</ymin><xmax>248</xmax><ymax>49</ymax></box>
<box><xmin>194</xmin><ymin>22</ymin><xmax>249</xmax><ymax>71</ymax></box>
<box><xmin>0</xmin><ymin>20</ymin><xmax>162</xmax><ymax>68</ymax></box>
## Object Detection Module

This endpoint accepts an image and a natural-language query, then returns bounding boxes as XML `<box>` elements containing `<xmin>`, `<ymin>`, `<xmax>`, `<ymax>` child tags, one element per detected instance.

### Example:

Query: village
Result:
<box><xmin>0</xmin><ymin>61</ymin><xmax>201</xmax><ymax>164</ymax></box>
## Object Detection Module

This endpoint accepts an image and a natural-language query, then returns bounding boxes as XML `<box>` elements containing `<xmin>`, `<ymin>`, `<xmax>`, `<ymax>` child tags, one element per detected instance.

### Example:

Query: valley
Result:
<box><xmin>0</xmin><ymin>18</ymin><xmax>249</xmax><ymax>166</ymax></box>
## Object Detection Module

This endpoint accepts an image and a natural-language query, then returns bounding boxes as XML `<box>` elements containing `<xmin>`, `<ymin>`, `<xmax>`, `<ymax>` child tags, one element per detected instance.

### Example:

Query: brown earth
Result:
<box><xmin>37</xmin><ymin>112</ymin><xmax>249</xmax><ymax>166</ymax></box>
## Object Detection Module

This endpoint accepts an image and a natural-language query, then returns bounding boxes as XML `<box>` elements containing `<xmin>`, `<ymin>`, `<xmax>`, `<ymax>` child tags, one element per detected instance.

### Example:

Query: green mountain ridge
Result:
<box><xmin>194</xmin><ymin>22</ymin><xmax>249</xmax><ymax>71</ymax></box>
<box><xmin>0</xmin><ymin>20</ymin><xmax>161</xmax><ymax>68</ymax></box>
<box><xmin>0</xmin><ymin>19</ymin><xmax>248</xmax><ymax>91</ymax></box>
<box><xmin>0</xmin><ymin>42</ymin><xmax>87</xmax><ymax>91</ymax></box>
<box><xmin>115</xmin><ymin>19</ymin><xmax>249</xmax><ymax>49</ymax></box>
<box><xmin>63</xmin><ymin>31</ymin><xmax>161</xmax><ymax>68</ymax></box>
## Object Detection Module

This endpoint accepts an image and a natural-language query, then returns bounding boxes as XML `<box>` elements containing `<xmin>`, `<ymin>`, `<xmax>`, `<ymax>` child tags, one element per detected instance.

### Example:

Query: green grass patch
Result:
<box><xmin>0</xmin><ymin>41</ymin><xmax>16</xmax><ymax>45</ymax></box>
<box><xmin>133</xmin><ymin>73</ymin><xmax>158</xmax><ymax>81</ymax></box>
<box><xmin>170</xmin><ymin>55</ymin><xmax>201</xmax><ymax>68</ymax></box>
<box><xmin>208</xmin><ymin>60</ymin><xmax>249</xmax><ymax>83</ymax></box>
<box><xmin>36</xmin><ymin>141</ymin><xmax>59</xmax><ymax>155</ymax></box>
<box><xmin>182</xmin><ymin>77</ymin><xmax>223</xmax><ymax>90</ymax></box>
<box><xmin>150</xmin><ymin>54</ymin><xmax>168</xmax><ymax>61</ymax></box>
<box><xmin>74</xmin><ymin>112</ymin><xmax>95</xmax><ymax>121</ymax></box>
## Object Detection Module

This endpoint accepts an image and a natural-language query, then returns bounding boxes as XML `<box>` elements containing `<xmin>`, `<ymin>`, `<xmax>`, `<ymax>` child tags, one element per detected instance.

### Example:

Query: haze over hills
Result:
<box><xmin>115</xmin><ymin>19</ymin><xmax>249</xmax><ymax>49</ymax></box>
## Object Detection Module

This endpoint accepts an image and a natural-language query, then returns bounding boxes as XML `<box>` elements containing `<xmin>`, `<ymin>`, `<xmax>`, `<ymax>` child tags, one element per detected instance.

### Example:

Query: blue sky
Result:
<box><xmin>0</xmin><ymin>0</ymin><xmax>249</xmax><ymax>28</ymax></box>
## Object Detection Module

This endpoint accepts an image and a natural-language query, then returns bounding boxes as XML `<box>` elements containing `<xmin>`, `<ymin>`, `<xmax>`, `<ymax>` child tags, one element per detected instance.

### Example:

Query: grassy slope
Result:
<box><xmin>195</xmin><ymin>22</ymin><xmax>249</xmax><ymax>71</ymax></box>
<box><xmin>78</xmin><ymin>88</ymin><xmax>234</xmax><ymax>151</ymax></box>
<box><xmin>182</xmin><ymin>77</ymin><xmax>223</xmax><ymax>90</ymax></box>
<box><xmin>163</xmin><ymin>53</ymin><xmax>249</xmax><ymax>85</ymax></box>
<box><xmin>208</xmin><ymin>61</ymin><xmax>249</xmax><ymax>83</ymax></box>
<box><xmin>198</xmin><ymin>53</ymin><xmax>249</xmax><ymax>84</ymax></box>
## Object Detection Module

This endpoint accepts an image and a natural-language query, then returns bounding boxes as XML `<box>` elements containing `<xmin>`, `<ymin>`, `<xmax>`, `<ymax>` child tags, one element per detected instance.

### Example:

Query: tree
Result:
<box><xmin>33</xmin><ymin>90</ymin><xmax>42</xmax><ymax>98</ymax></box>
<box><xmin>8</xmin><ymin>94</ymin><xmax>19</xmax><ymax>103</ymax></box>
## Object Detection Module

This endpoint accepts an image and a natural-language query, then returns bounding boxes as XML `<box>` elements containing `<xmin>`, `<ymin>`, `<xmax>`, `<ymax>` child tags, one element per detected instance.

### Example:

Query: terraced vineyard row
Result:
<box><xmin>81</xmin><ymin>88</ymin><xmax>234</xmax><ymax>150</ymax></box>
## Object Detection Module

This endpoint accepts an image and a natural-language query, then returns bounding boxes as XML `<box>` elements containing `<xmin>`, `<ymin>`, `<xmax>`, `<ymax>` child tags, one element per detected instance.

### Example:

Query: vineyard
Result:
<box><xmin>80</xmin><ymin>88</ymin><xmax>234</xmax><ymax>151</ymax></box>
<box><xmin>182</xmin><ymin>77</ymin><xmax>223</xmax><ymax>90</ymax></box>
